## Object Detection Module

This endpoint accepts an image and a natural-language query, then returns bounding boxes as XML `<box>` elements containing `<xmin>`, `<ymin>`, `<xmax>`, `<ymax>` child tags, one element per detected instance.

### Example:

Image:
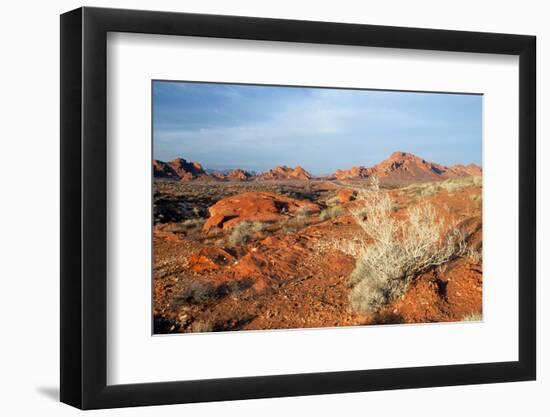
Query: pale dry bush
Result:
<box><xmin>296</xmin><ymin>206</ymin><xmax>316</xmax><ymax>217</ymax></box>
<box><xmin>348</xmin><ymin>184</ymin><xmax>466</xmax><ymax>314</ymax></box>
<box><xmin>320</xmin><ymin>205</ymin><xmax>343</xmax><ymax>221</ymax></box>
<box><xmin>280</xmin><ymin>207</ymin><xmax>318</xmax><ymax>233</ymax></box>
<box><xmin>462</xmin><ymin>312</ymin><xmax>483</xmax><ymax>322</ymax></box>
<box><xmin>280</xmin><ymin>215</ymin><xmax>308</xmax><ymax>233</ymax></box>
<box><xmin>465</xmin><ymin>246</ymin><xmax>482</xmax><ymax>265</ymax></box>
<box><xmin>326</xmin><ymin>195</ymin><xmax>342</xmax><ymax>207</ymax></box>
<box><xmin>228</xmin><ymin>221</ymin><xmax>266</xmax><ymax>246</ymax></box>
<box><xmin>189</xmin><ymin>319</ymin><xmax>214</xmax><ymax>333</ymax></box>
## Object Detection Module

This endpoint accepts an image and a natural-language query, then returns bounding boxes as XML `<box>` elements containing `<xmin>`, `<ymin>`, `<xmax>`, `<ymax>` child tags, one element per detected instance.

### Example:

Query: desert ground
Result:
<box><xmin>153</xmin><ymin>152</ymin><xmax>482</xmax><ymax>333</ymax></box>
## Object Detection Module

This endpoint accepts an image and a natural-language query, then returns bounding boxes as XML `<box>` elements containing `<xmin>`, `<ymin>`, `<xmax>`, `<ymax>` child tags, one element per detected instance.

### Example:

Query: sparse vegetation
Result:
<box><xmin>462</xmin><ymin>312</ymin><xmax>482</xmax><ymax>322</ymax></box>
<box><xmin>348</xmin><ymin>184</ymin><xmax>466</xmax><ymax>314</ymax></box>
<box><xmin>280</xmin><ymin>214</ymin><xmax>311</xmax><ymax>233</ymax></box>
<box><xmin>465</xmin><ymin>246</ymin><xmax>482</xmax><ymax>265</ymax></box>
<box><xmin>320</xmin><ymin>205</ymin><xmax>343</xmax><ymax>221</ymax></box>
<box><xmin>296</xmin><ymin>205</ymin><xmax>316</xmax><ymax>217</ymax></box>
<box><xmin>178</xmin><ymin>280</ymin><xmax>219</xmax><ymax>305</ymax></box>
<box><xmin>228</xmin><ymin>221</ymin><xmax>267</xmax><ymax>246</ymax></box>
<box><xmin>189</xmin><ymin>319</ymin><xmax>215</xmax><ymax>333</ymax></box>
<box><xmin>325</xmin><ymin>195</ymin><xmax>342</xmax><ymax>207</ymax></box>
<box><xmin>401</xmin><ymin>176</ymin><xmax>482</xmax><ymax>197</ymax></box>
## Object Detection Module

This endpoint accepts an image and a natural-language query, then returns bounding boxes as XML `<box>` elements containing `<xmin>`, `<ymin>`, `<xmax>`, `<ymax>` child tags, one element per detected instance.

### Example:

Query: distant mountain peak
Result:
<box><xmin>332</xmin><ymin>151</ymin><xmax>481</xmax><ymax>184</ymax></box>
<box><xmin>260</xmin><ymin>165</ymin><xmax>313</xmax><ymax>180</ymax></box>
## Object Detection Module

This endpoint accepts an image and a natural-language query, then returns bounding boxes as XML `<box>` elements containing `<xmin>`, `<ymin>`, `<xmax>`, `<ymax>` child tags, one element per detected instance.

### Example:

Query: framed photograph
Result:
<box><xmin>60</xmin><ymin>7</ymin><xmax>536</xmax><ymax>409</ymax></box>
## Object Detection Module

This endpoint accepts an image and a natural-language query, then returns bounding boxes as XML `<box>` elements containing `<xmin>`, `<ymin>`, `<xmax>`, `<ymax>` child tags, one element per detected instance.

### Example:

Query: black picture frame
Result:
<box><xmin>60</xmin><ymin>6</ymin><xmax>536</xmax><ymax>410</ymax></box>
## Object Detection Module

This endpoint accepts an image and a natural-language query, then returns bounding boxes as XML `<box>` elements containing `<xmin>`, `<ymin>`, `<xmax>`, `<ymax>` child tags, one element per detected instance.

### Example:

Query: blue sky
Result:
<box><xmin>153</xmin><ymin>81</ymin><xmax>482</xmax><ymax>175</ymax></box>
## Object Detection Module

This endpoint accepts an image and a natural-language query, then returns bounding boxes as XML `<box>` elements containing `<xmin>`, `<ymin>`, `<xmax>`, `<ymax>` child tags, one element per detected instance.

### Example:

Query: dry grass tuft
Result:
<box><xmin>320</xmin><ymin>206</ymin><xmax>343</xmax><ymax>221</ymax></box>
<box><xmin>228</xmin><ymin>221</ymin><xmax>267</xmax><ymax>246</ymax></box>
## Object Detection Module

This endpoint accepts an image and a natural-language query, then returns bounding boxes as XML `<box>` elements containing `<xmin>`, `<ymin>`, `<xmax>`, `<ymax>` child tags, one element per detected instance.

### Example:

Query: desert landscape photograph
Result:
<box><xmin>152</xmin><ymin>81</ymin><xmax>483</xmax><ymax>334</ymax></box>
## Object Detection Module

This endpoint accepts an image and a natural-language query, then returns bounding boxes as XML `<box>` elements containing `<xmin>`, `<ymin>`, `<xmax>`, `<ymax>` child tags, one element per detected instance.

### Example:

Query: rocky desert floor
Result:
<box><xmin>153</xmin><ymin>177</ymin><xmax>482</xmax><ymax>334</ymax></box>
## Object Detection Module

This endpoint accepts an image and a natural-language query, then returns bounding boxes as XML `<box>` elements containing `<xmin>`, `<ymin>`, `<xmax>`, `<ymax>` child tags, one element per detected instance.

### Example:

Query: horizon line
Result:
<box><xmin>154</xmin><ymin>151</ymin><xmax>483</xmax><ymax>177</ymax></box>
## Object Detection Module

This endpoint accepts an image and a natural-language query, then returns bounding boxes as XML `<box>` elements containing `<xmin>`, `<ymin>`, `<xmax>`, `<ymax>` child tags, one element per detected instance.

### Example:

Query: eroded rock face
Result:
<box><xmin>189</xmin><ymin>247</ymin><xmax>236</xmax><ymax>273</ymax></box>
<box><xmin>153</xmin><ymin>160</ymin><xmax>179</xmax><ymax>178</ymax></box>
<box><xmin>153</xmin><ymin>157</ymin><xmax>207</xmax><ymax>180</ymax></box>
<box><xmin>259</xmin><ymin>165</ymin><xmax>312</xmax><ymax>180</ymax></box>
<box><xmin>227</xmin><ymin>169</ymin><xmax>253</xmax><ymax>181</ymax></box>
<box><xmin>334</xmin><ymin>166</ymin><xmax>371</xmax><ymax>180</ymax></box>
<box><xmin>447</xmin><ymin>163</ymin><xmax>483</xmax><ymax>177</ymax></box>
<box><xmin>336</xmin><ymin>188</ymin><xmax>358</xmax><ymax>203</ymax></box>
<box><xmin>203</xmin><ymin>192</ymin><xmax>320</xmax><ymax>232</ymax></box>
<box><xmin>209</xmin><ymin>169</ymin><xmax>253</xmax><ymax>181</ymax></box>
<box><xmin>169</xmin><ymin>158</ymin><xmax>207</xmax><ymax>181</ymax></box>
<box><xmin>370</xmin><ymin>151</ymin><xmax>451</xmax><ymax>182</ymax></box>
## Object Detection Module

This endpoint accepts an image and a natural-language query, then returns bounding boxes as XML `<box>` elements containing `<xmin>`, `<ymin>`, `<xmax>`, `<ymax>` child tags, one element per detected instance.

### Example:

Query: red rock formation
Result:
<box><xmin>203</xmin><ymin>192</ymin><xmax>320</xmax><ymax>232</ymax></box>
<box><xmin>334</xmin><ymin>166</ymin><xmax>371</xmax><ymax>180</ymax></box>
<box><xmin>189</xmin><ymin>247</ymin><xmax>236</xmax><ymax>273</ymax></box>
<box><xmin>336</xmin><ymin>188</ymin><xmax>358</xmax><ymax>203</ymax></box>
<box><xmin>211</xmin><ymin>169</ymin><xmax>252</xmax><ymax>181</ymax></box>
<box><xmin>333</xmin><ymin>152</ymin><xmax>482</xmax><ymax>184</ymax></box>
<box><xmin>153</xmin><ymin>160</ymin><xmax>179</xmax><ymax>178</ymax></box>
<box><xmin>226</xmin><ymin>169</ymin><xmax>252</xmax><ymax>181</ymax></box>
<box><xmin>447</xmin><ymin>163</ymin><xmax>483</xmax><ymax>177</ymax></box>
<box><xmin>369</xmin><ymin>151</ymin><xmax>450</xmax><ymax>182</ymax></box>
<box><xmin>168</xmin><ymin>157</ymin><xmax>206</xmax><ymax>181</ymax></box>
<box><xmin>259</xmin><ymin>165</ymin><xmax>312</xmax><ymax>180</ymax></box>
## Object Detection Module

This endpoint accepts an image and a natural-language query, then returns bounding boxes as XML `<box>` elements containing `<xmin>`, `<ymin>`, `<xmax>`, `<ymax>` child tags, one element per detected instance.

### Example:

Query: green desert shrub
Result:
<box><xmin>348</xmin><ymin>188</ymin><xmax>466</xmax><ymax>314</ymax></box>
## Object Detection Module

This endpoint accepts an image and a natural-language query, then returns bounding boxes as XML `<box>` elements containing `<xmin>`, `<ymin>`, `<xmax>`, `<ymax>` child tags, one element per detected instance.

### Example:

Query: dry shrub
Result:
<box><xmin>348</xmin><ymin>185</ymin><xmax>466</xmax><ymax>314</ymax></box>
<box><xmin>462</xmin><ymin>312</ymin><xmax>483</xmax><ymax>322</ymax></box>
<box><xmin>189</xmin><ymin>319</ymin><xmax>214</xmax><ymax>333</ymax></box>
<box><xmin>465</xmin><ymin>246</ymin><xmax>482</xmax><ymax>265</ymax></box>
<box><xmin>326</xmin><ymin>195</ymin><xmax>342</xmax><ymax>207</ymax></box>
<box><xmin>280</xmin><ymin>212</ymin><xmax>312</xmax><ymax>233</ymax></box>
<box><xmin>228</xmin><ymin>221</ymin><xmax>267</xmax><ymax>246</ymax></box>
<box><xmin>296</xmin><ymin>206</ymin><xmax>316</xmax><ymax>217</ymax></box>
<box><xmin>320</xmin><ymin>205</ymin><xmax>343</xmax><ymax>221</ymax></box>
